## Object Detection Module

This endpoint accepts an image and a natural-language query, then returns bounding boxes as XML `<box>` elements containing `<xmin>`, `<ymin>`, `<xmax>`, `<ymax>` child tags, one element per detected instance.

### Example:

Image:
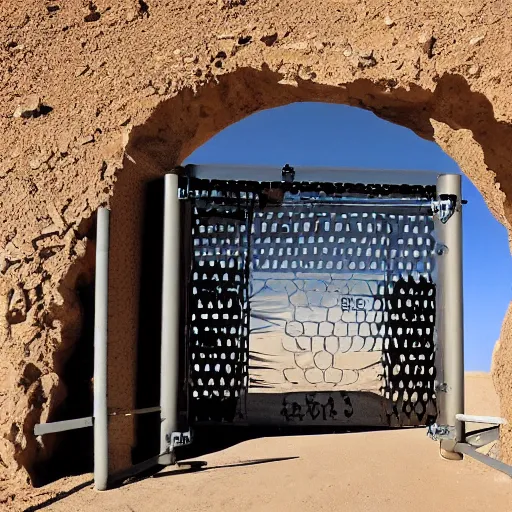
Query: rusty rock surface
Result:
<box><xmin>1</xmin><ymin>0</ymin><xmax>512</xmax><ymax>501</ymax></box>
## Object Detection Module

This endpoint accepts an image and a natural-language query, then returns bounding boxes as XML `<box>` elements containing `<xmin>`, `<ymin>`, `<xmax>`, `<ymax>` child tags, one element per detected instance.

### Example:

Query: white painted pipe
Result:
<box><xmin>159</xmin><ymin>174</ymin><xmax>181</xmax><ymax>464</ymax></box>
<box><xmin>456</xmin><ymin>414</ymin><xmax>507</xmax><ymax>425</ymax></box>
<box><xmin>94</xmin><ymin>207</ymin><xmax>110</xmax><ymax>490</ymax></box>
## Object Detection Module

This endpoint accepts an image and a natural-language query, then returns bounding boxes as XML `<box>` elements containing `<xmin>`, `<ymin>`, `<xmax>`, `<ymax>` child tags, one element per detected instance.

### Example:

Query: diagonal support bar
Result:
<box><xmin>455</xmin><ymin>443</ymin><xmax>512</xmax><ymax>478</ymax></box>
<box><xmin>465</xmin><ymin>427</ymin><xmax>500</xmax><ymax>448</ymax></box>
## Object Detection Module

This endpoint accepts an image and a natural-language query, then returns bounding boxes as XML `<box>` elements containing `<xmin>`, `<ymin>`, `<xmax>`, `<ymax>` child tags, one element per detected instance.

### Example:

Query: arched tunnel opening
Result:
<box><xmin>25</xmin><ymin>68</ymin><xmax>512</xmax><ymax>486</ymax></box>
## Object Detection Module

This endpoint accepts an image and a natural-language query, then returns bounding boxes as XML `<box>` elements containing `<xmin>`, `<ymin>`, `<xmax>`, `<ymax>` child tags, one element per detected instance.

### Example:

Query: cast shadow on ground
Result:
<box><xmin>152</xmin><ymin>456</ymin><xmax>300</xmax><ymax>479</ymax></box>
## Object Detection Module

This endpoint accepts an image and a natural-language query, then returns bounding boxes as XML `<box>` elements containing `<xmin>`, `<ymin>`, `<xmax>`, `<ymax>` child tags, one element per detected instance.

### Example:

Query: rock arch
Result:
<box><xmin>1</xmin><ymin>0</ymin><xmax>511</xmax><ymax>493</ymax></box>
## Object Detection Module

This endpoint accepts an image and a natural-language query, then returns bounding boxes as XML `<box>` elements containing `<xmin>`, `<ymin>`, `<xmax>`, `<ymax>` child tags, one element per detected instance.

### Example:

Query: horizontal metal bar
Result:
<box><xmin>185</xmin><ymin>164</ymin><xmax>444</xmax><ymax>186</ymax></box>
<box><xmin>34</xmin><ymin>417</ymin><xmax>93</xmax><ymax>436</ymax></box>
<box><xmin>109</xmin><ymin>406</ymin><xmax>161</xmax><ymax>417</ymax></box>
<box><xmin>465</xmin><ymin>426</ymin><xmax>500</xmax><ymax>448</ymax></box>
<box><xmin>456</xmin><ymin>414</ymin><xmax>507</xmax><ymax>425</ymax></box>
<box><xmin>281</xmin><ymin>196</ymin><xmax>434</xmax><ymax>207</ymax></box>
<box><xmin>455</xmin><ymin>443</ymin><xmax>512</xmax><ymax>478</ymax></box>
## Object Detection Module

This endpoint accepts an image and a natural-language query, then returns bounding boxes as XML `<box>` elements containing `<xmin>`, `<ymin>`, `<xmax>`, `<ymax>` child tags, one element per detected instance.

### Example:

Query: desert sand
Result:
<box><xmin>11</xmin><ymin>372</ymin><xmax>509</xmax><ymax>512</ymax></box>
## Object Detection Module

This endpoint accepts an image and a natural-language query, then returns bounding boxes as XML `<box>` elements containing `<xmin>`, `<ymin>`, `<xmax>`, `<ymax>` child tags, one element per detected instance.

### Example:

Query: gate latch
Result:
<box><xmin>426</xmin><ymin>423</ymin><xmax>456</xmax><ymax>441</ymax></box>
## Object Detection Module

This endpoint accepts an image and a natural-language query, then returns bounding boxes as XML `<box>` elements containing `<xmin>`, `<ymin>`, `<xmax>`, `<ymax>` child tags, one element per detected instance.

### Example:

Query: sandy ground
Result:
<box><xmin>16</xmin><ymin>372</ymin><xmax>510</xmax><ymax>512</ymax></box>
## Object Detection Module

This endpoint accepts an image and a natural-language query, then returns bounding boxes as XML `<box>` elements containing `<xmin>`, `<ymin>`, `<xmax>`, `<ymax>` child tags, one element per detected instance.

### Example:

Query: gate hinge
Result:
<box><xmin>426</xmin><ymin>423</ymin><xmax>456</xmax><ymax>441</ymax></box>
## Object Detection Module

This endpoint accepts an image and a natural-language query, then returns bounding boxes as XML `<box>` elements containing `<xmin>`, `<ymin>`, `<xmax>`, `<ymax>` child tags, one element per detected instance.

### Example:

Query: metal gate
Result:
<box><xmin>182</xmin><ymin>170</ymin><xmax>439</xmax><ymax>429</ymax></box>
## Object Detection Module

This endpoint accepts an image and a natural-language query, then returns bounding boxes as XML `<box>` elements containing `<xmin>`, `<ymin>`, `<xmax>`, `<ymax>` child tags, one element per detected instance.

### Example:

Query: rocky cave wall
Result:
<box><xmin>1</xmin><ymin>0</ymin><xmax>512</xmax><ymax>497</ymax></box>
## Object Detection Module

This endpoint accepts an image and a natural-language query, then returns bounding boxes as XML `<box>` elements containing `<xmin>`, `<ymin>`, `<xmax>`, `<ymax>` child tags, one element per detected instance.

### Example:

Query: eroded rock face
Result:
<box><xmin>1</xmin><ymin>0</ymin><xmax>511</xmax><ymax>498</ymax></box>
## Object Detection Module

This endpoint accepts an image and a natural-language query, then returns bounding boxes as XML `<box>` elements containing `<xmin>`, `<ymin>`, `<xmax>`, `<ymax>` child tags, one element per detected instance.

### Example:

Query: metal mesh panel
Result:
<box><xmin>382</xmin><ymin>276</ymin><xmax>437</xmax><ymax>425</ymax></box>
<box><xmin>188</xmin><ymin>199</ymin><xmax>251</xmax><ymax>422</ymax></box>
<box><xmin>183</xmin><ymin>179</ymin><xmax>438</xmax><ymax>427</ymax></box>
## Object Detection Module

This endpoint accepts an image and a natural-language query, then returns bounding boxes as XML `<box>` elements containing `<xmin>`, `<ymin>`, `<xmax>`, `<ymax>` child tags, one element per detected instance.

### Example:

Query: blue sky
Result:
<box><xmin>184</xmin><ymin>102</ymin><xmax>511</xmax><ymax>371</ymax></box>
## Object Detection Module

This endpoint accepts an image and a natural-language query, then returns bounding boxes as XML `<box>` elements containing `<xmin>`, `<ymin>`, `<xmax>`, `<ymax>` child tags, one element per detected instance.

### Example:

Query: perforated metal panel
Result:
<box><xmin>183</xmin><ymin>178</ymin><xmax>438</xmax><ymax>427</ymax></box>
<box><xmin>188</xmin><ymin>198</ymin><xmax>251</xmax><ymax>422</ymax></box>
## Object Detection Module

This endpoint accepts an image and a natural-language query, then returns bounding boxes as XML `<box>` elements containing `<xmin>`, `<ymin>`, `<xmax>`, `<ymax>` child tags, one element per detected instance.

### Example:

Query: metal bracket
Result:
<box><xmin>166</xmin><ymin>429</ymin><xmax>193</xmax><ymax>449</ymax></box>
<box><xmin>426</xmin><ymin>423</ymin><xmax>456</xmax><ymax>441</ymax></box>
<box><xmin>435</xmin><ymin>382</ymin><xmax>448</xmax><ymax>393</ymax></box>
<box><xmin>281</xmin><ymin>164</ymin><xmax>295</xmax><ymax>183</ymax></box>
<box><xmin>431</xmin><ymin>194</ymin><xmax>467</xmax><ymax>224</ymax></box>
<box><xmin>431</xmin><ymin>195</ymin><xmax>456</xmax><ymax>223</ymax></box>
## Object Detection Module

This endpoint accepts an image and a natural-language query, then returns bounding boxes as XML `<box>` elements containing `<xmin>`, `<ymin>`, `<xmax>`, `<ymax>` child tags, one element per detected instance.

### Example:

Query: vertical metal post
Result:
<box><xmin>435</xmin><ymin>174</ymin><xmax>465</xmax><ymax>459</ymax></box>
<box><xmin>159</xmin><ymin>173</ymin><xmax>181</xmax><ymax>464</ymax></box>
<box><xmin>94</xmin><ymin>207</ymin><xmax>110</xmax><ymax>490</ymax></box>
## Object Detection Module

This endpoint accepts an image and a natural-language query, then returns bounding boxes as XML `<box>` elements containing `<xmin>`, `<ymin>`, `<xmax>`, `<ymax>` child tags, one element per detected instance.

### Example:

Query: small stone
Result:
<box><xmin>142</xmin><ymin>85</ymin><xmax>156</xmax><ymax>96</ymax></box>
<box><xmin>74</xmin><ymin>65</ymin><xmax>90</xmax><ymax>77</ymax></box>
<box><xmin>469</xmin><ymin>35</ymin><xmax>484</xmax><ymax>46</ymax></box>
<box><xmin>342</xmin><ymin>45</ymin><xmax>353</xmax><ymax>57</ymax></box>
<box><xmin>47</xmin><ymin>201</ymin><xmax>66</xmax><ymax>232</ymax></box>
<box><xmin>358</xmin><ymin>50</ymin><xmax>377</xmax><ymax>68</ymax></box>
<box><xmin>277</xmin><ymin>78</ymin><xmax>298</xmax><ymax>87</ymax></box>
<box><xmin>313</xmin><ymin>41</ymin><xmax>325</xmax><ymax>51</ymax></box>
<box><xmin>13</xmin><ymin>95</ymin><xmax>41</xmax><ymax>119</ymax></box>
<box><xmin>126</xmin><ymin>8</ymin><xmax>137</xmax><ymax>22</ymax></box>
<box><xmin>306</xmin><ymin>32</ymin><xmax>317</xmax><ymax>40</ymax></box>
<box><xmin>468</xmin><ymin>64</ymin><xmax>481</xmax><ymax>76</ymax></box>
<box><xmin>418</xmin><ymin>33</ymin><xmax>436</xmax><ymax>58</ymax></box>
<box><xmin>384</xmin><ymin>16</ymin><xmax>395</xmax><ymax>27</ymax></box>
<box><xmin>29</xmin><ymin>158</ymin><xmax>43</xmax><ymax>170</ymax></box>
<box><xmin>79</xmin><ymin>134</ymin><xmax>95</xmax><ymax>145</ymax></box>
<box><xmin>173</xmin><ymin>48</ymin><xmax>182</xmax><ymax>55</ymax></box>
<box><xmin>217</xmin><ymin>33</ymin><xmax>235</xmax><ymax>40</ymax></box>
<box><xmin>6</xmin><ymin>287</ymin><xmax>27</xmax><ymax>325</ymax></box>
<box><xmin>418</xmin><ymin>33</ymin><xmax>430</xmax><ymax>44</ymax></box>
<box><xmin>298</xmin><ymin>66</ymin><xmax>316</xmax><ymax>81</ymax></box>
<box><xmin>183</xmin><ymin>55</ymin><xmax>198</xmax><ymax>64</ymax></box>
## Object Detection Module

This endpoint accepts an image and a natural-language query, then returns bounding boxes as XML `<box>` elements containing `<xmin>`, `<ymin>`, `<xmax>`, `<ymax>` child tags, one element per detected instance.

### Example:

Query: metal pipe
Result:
<box><xmin>94</xmin><ymin>207</ymin><xmax>110</xmax><ymax>490</ymax></box>
<box><xmin>435</xmin><ymin>174</ymin><xmax>465</xmax><ymax>459</ymax></box>
<box><xmin>159</xmin><ymin>173</ymin><xmax>181</xmax><ymax>465</ymax></box>
<box><xmin>282</xmin><ymin>195</ymin><xmax>434</xmax><ymax>207</ymax></box>
<box><xmin>455</xmin><ymin>443</ymin><xmax>512</xmax><ymax>477</ymax></box>
<box><xmin>456</xmin><ymin>414</ymin><xmax>507</xmax><ymax>425</ymax></box>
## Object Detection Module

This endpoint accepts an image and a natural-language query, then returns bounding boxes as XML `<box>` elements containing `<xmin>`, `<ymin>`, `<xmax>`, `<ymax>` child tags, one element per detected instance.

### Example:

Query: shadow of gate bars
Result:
<box><xmin>36</xmin><ymin>164</ymin><xmax>510</xmax><ymax>488</ymax></box>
